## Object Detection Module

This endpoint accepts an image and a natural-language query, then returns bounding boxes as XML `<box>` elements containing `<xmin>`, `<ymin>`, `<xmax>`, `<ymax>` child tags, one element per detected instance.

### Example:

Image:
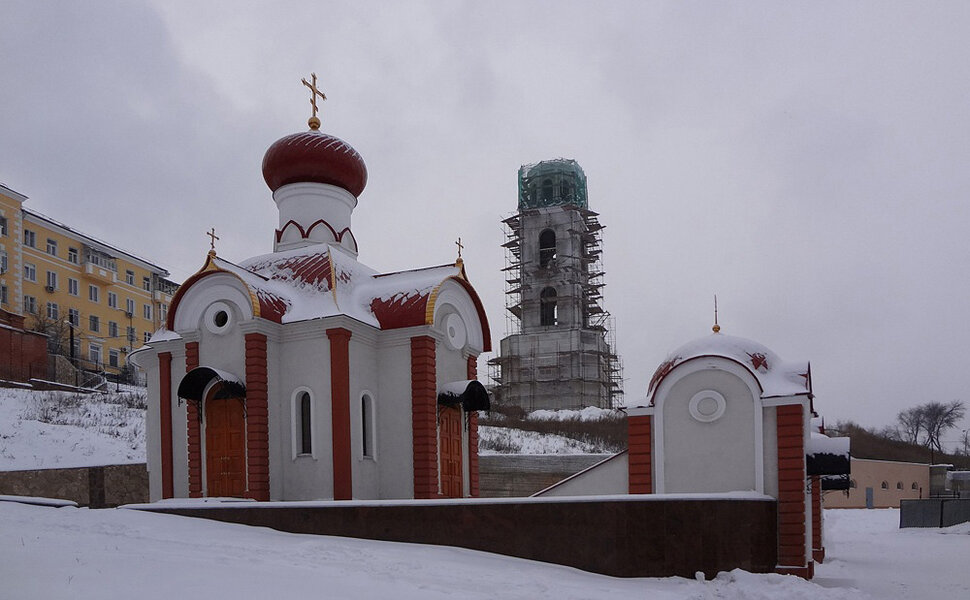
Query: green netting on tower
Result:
<box><xmin>517</xmin><ymin>159</ymin><xmax>588</xmax><ymax>210</ymax></box>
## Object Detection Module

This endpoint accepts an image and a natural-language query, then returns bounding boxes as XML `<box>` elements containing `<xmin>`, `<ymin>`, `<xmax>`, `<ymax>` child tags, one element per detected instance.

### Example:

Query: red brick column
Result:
<box><xmin>776</xmin><ymin>404</ymin><xmax>810</xmax><ymax>578</ymax></box>
<box><xmin>628</xmin><ymin>415</ymin><xmax>653</xmax><ymax>493</ymax></box>
<box><xmin>327</xmin><ymin>327</ymin><xmax>353</xmax><ymax>500</ymax></box>
<box><xmin>811</xmin><ymin>476</ymin><xmax>824</xmax><ymax>563</ymax></box>
<box><xmin>467</xmin><ymin>354</ymin><xmax>479</xmax><ymax>498</ymax></box>
<box><xmin>158</xmin><ymin>352</ymin><xmax>174</xmax><ymax>499</ymax></box>
<box><xmin>411</xmin><ymin>336</ymin><xmax>438</xmax><ymax>499</ymax></box>
<box><xmin>245</xmin><ymin>333</ymin><xmax>270</xmax><ymax>501</ymax></box>
<box><xmin>185</xmin><ymin>342</ymin><xmax>202</xmax><ymax>497</ymax></box>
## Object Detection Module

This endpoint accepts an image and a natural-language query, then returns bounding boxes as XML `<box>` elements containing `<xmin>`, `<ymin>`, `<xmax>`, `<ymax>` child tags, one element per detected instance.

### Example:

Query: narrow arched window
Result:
<box><xmin>881</xmin><ymin>481</ymin><xmax>889</xmax><ymax>490</ymax></box>
<box><xmin>911</xmin><ymin>482</ymin><xmax>918</xmax><ymax>490</ymax></box>
<box><xmin>541</xmin><ymin>179</ymin><xmax>553</xmax><ymax>202</ymax></box>
<box><xmin>560</xmin><ymin>181</ymin><xmax>572</xmax><ymax>201</ymax></box>
<box><xmin>896</xmin><ymin>481</ymin><xmax>903</xmax><ymax>490</ymax></box>
<box><xmin>361</xmin><ymin>394</ymin><xmax>375</xmax><ymax>458</ymax></box>
<box><xmin>540</xmin><ymin>287</ymin><xmax>557</xmax><ymax>326</ymax></box>
<box><xmin>538</xmin><ymin>229</ymin><xmax>556</xmax><ymax>268</ymax></box>
<box><xmin>300</xmin><ymin>392</ymin><xmax>312</xmax><ymax>455</ymax></box>
<box><xmin>849</xmin><ymin>479</ymin><xmax>857</xmax><ymax>489</ymax></box>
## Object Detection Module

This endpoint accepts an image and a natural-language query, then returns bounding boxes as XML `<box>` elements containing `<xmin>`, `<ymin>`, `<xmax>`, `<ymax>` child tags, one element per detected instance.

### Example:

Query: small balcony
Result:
<box><xmin>83</xmin><ymin>262</ymin><xmax>118</xmax><ymax>284</ymax></box>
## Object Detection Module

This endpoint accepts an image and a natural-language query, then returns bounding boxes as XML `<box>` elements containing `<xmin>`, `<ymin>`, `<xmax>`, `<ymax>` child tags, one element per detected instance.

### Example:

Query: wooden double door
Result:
<box><xmin>439</xmin><ymin>406</ymin><xmax>464</xmax><ymax>498</ymax></box>
<box><xmin>205</xmin><ymin>397</ymin><xmax>246</xmax><ymax>497</ymax></box>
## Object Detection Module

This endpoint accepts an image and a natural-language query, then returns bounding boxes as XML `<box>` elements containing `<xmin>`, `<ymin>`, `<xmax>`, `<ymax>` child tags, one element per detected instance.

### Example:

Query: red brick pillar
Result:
<box><xmin>327</xmin><ymin>327</ymin><xmax>353</xmax><ymax>500</ymax></box>
<box><xmin>811</xmin><ymin>476</ymin><xmax>824</xmax><ymax>563</ymax></box>
<box><xmin>628</xmin><ymin>415</ymin><xmax>653</xmax><ymax>493</ymax></box>
<box><xmin>244</xmin><ymin>333</ymin><xmax>270</xmax><ymax>501</ymax></box>
<box><xmin>411</xmin><ymin>336</ymin><xmax>438</xmax><ymax>499</ymax></box>
<box><xmin>776</xmin><ymin>404</ymin><xmax>810</xmax><ymax>578</ymax></box>
<box><xmin>158</xmin><ymin>352</ymin><xmax>174</xmax><ymax>499</ymax></box>
<box><xmin>185</xmin><ymin>342</ymin><xmax>202</xmax><ymax>497</ymax></box>
<box><xmin>467</xmin><ymin>354</ymin><xmax>480</xmax><ymax>498</ymax></box>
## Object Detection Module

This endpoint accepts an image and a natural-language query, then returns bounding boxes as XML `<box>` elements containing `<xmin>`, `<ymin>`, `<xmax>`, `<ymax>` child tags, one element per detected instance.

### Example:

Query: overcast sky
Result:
<box><xmin>3</xmin><ymin>2</ymin><xmax>969</xmax><ymax>443</ymax></box>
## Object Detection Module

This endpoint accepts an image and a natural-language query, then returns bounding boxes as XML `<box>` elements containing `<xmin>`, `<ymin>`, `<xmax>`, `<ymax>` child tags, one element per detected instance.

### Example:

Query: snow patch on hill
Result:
<box><xmin>478</xmin><ymin>425</ymin><xmax>600</xmax><ymax>455</ymax></box>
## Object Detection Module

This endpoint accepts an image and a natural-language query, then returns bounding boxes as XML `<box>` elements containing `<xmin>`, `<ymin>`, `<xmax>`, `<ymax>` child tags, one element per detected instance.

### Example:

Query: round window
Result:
<box><xmin>443</xmin><ymin>312</ymin><xmax>467</xmax><ymax>350</ymax></box>
<box><xmin>214</xmin><ymin>310</ymin><xmax>229</xmax><ymax>328</ymax></box>
<box><xmin>688</xmin><ymin>390</ymin><xmax>727</xmax><ymax>423</ymax></box>
<box><xmin>204</xmin><ymin>302</ymin><xmax>233</xmax><ymax>334</ymax></box>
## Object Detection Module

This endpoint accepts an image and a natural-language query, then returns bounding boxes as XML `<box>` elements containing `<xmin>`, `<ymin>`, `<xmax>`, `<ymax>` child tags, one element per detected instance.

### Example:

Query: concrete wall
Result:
<box><xmin>536</xmin><ymin>452</ymin><xmax>629</xmax><ymax>496</ymax></box>
<box><xmin>0</xmin><ymin>463</ymin><xmax>148</xmax><ymax>508</ymax></box>
<box><xmin>824</xmin><ymin>458</ymin><xmax>929</xmax><ymax>508</ymax></box>
<box><xmin>478</xmin><ymin>454</ymin><xmax>610</xmax><ymax>497</ymax></box>
<box><xmin>137</xmin><ymin>496</ymin><xmax>778</xmax><ymax>579</ymax></box>
<box><xmin>900</xmin><ymin>498</ymin><xmax>970</xmax><ymax>527</ymax></box>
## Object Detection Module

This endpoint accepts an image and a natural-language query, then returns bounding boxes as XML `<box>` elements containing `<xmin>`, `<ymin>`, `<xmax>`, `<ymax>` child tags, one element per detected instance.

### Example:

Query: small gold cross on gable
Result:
<box><xmin>456</xmin><ymin>237</ymin><xmax>464</xmax><ymax>259</ymax></box>
<box><xmin>207</xmin><ymin>227</ymin><xmax>220</xmax><ymax>252</ymax></box>
<box><xmin>301</xmin><ymin>72</ymin><xmax>326</xmax><ymax>130</ymax></box>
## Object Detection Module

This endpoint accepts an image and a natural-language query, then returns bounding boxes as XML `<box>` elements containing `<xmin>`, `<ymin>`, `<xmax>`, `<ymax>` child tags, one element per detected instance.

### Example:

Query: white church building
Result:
<box><xmin>132</xmin><ymin>97</ymin><xmax>491</xmax><ymax>503</ymax></box>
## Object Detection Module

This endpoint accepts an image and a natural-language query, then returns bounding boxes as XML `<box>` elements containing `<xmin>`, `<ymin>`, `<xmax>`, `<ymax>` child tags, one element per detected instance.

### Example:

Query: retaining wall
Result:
<box><xmin>0</xmin><ymin>463</ymin><xmax>148</xmax><ymax>508</ymax></box>
<box><xmin>478</xmin><ymin>454</ymin><xmax>609</xmax><ymax>497</ymax></box>
<box><xmin>134</xmin><ymin>495</ymin><xmax>777</xmax><ymax>579</ymax></box>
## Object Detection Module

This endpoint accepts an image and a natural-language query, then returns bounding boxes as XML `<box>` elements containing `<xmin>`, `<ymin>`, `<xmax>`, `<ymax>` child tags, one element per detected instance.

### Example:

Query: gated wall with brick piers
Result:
<box><xmin>244</xmin><ymin>333</ymin><xmax>270</xmax><ymax>501</ymax></box>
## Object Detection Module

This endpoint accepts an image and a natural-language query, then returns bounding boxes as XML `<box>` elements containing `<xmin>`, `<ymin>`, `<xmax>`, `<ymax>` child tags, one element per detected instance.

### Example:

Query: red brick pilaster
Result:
<box><xmin>628</xmin><ymin>415</ymin><xmax>653</xmax><ymax>493</ymax></box>
<box><xmin>811</xmin><ymin>476</ymin><xmax>824</xmax><ymax>563</ymax></box>
<box><xmin>467</xmin><ymin>354</ymin><xmax>480</xmax><ymax>498</ymax></box>
<box><xmin>244</xmin><ymin>333</ymin><xmax>270</xmax><ymax>501</ymax></box>
<box><xmin>411</xmin><ymin>336</ymin><xmax>438</xmax><ymax>499</ymax></box>
<box><xmin>327</xmin><ymin>327</ymin><xmax>353</xmax><ymax>500</ymax></box>
<box><xmin>776</xmin><ymin>404</ymin><xmax>810</xmax><ymax>578</ymax></box>
<box><xmin>185</xmin><ymin>342</ymin><xmax>202</xmax><ymax>497</ymax></box>
<box><xmin>158</xmin><ymin>352</ymin><xmax>174</xmax><ymax>499</ymax></box>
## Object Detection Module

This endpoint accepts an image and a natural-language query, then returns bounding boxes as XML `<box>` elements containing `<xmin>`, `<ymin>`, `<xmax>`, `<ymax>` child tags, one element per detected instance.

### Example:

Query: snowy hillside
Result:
<box><xmin>479</xmin><ymin>406</ymin><xmax>624</xmax><ymax>455</ymax></box>
<box><xmin>0</xmin><ymin>388</ymin><xmax>146</xmax><ymax>470</ymax></box>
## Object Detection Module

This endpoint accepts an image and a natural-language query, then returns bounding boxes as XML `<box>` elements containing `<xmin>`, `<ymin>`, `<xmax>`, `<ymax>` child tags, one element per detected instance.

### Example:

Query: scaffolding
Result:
<box><xmin>488</xmin><ymin>159</ymin><xmax>623</xmax><ymax>410</ymax></box>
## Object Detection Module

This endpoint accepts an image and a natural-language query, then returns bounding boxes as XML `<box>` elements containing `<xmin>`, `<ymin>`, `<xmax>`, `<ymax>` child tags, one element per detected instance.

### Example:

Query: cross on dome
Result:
<box><xmin>301</xmin><ymin>72</ymin><xmax>326</xmax><ymax>130</ymax></box>
<box><xmin>207</xmin><ymin>227</ymin><xmax>220</xmax><ymax>254</ymax></box>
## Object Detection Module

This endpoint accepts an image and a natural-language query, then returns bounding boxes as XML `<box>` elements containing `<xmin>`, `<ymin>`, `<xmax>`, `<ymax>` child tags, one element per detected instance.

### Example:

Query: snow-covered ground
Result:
<box><xmin>478</xmin><ymin>425</ymin><xmax>602</xmax><ymax>454</ymax></box>
<box><xmin>0</xmin><ymin>388</ymin><xmax>146</xmax><ymax>470</ymax></box>
<box><xmin>0</xmin><ymin>502</ymin><xmax>965</xmax><ymax>599</ymax></box>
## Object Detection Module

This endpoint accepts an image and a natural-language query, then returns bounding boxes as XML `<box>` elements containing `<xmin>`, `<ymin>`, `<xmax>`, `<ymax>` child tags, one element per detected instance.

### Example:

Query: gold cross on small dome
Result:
<box><xmin>207</xmin><ymin>227</ymin><xmax>220</xmax><ymax>253</ymax></box>
<box><xmin>301</xmin><ymin>72</ymin><xmax>326</xmax><ymax>130</ymax></box>
<box><xmin>456</xmin><ymin>237</ymin><xmax>464</xmax><ymax>259</ymax></box>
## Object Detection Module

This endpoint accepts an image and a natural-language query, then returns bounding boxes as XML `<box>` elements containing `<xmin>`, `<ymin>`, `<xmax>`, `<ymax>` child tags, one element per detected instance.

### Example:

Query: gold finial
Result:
<box><xmin>207</xmin><ymin>227</ymin><xmax>220</xmax><ymax>256</ymax></box>
<box><xmin>712</xmin><ymin>294</ymin><xmax>721</xmax><ymax>333</ymax></box>
<box><xmin>301</xmin><ymin>72</ymin><xmax>326</xmax><ymax>130</ymax></box>
<box><xmin>455</xmin><ymin>236</ymin><xmax>464</xmax><ymax>266</ymax></box>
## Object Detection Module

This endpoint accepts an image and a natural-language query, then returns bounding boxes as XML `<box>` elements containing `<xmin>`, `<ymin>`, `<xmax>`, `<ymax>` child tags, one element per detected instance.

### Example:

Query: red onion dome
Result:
<box><xmin>262</xmin><ymin>129</ymin><xmax>368</xmax><ymax>197</ymax></box>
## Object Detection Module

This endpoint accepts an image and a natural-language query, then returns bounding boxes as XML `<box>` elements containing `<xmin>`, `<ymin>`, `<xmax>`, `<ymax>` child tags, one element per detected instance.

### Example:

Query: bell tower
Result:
<box><xmin>489</xmin><ymin>159</ymin><xmax>622</xmax><ymax>410</ymax></box>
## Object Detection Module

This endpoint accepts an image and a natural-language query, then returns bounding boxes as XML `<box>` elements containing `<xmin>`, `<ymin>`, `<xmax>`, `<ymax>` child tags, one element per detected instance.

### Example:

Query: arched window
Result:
<box><xmin>361</xmin><ymin>393</ymin><xmax>375</xmax><ymax>458</ymax></box>
<box><xmin>541</xmin><ymin>179</ymin><xmax>553</xmax><ymax>202</ymax></box>
<box><xmin>560</xmin><ymin>181</ymin><xmax>572</xmax><ymax>201</ymax></box>
<box><xmin>911</xmin><ymin>482</ymin><xmax>918</xmax><ymax>490</ymax></box>
<box><xmin>896</xmin><ymin>481</ymin><xmax>903</xmax><ymax>490</ymax></box>
<box><xmin>881</xmin><ymin>481</ymin><xmax>889</xmax><ymax>490</ymax></box>
<box><xmin>538</xmin><ymin>229</ymin><xmax>556</xmax><ymax>268</ymax></box>
<box><xmin>299</xmin><ymin>392</ymin><xmax>312</xmax><ymax>455</ymax></box>
<box><xmin>849</xmin><ymin>479</ymin><xmax>857</xmax><ymax>489</ymax></box>
<box><xmin>540</xmin><ymin>287</ymin><xmax>557</xmax><ymax>326</ymax></box>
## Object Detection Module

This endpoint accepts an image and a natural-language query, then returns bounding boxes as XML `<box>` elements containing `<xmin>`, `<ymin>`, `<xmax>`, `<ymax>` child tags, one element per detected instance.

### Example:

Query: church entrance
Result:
<box><xmin>439</xmin><ymin>406</ymin><xmax>463</xmax><ymax>497</ymax></box>
<box><xmin>205</xmin><ymin>396</ymin><xmax>247</xmax><ymax>497</ymax></box>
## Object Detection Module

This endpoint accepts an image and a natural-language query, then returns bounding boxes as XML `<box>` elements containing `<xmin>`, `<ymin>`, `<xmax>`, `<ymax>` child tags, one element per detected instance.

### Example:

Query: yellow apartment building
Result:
<box><xmin>1</xmin><ymin>182</ymin><xmax>176</xmax><ymax>380</ymax></box>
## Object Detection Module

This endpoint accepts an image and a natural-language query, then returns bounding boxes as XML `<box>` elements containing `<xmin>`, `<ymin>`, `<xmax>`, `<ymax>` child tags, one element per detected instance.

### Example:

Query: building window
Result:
<box><xmin>292</xmin><ymin>390</ymin><xmax>314</xmax><ymax>458</ymax></box>
<box><xmin>539</xmin><ymin>229</ymin><xmax>557</xmax><ymax>267</ymax></box>
<box><xmin>159</xmin><ymin>304</ymin><xmax>168</xmax><ymax>322</ymax></box>
<box><xmin>89</xmin><ymin>284</ymin><xmax>99</xmax><ymax>303</ymax></box>
<box><xmin>125</xmin><ymin>270</ymin><xmax>135</xmax><ymax>285</ymax></box>
<box><xmin>143</xmin><ymin>304</ymin><xmax>152</xmax><ymax>320</ymax></box>
<box><xmin>143</xmin><ymin>276</ymin><xmax>151</xmax><ymax>291</ymax></box>
<box><xmin>67</xmin><ymin>247</ymin><xmax>78</xmax><ymax>264</ymax></box>
<box><xmin>89</xmin><ymin>315</ymin><xmax>100</xmax><ymax>332</ymax></box>
<box><xmin>143</xmin><ymin>331</ymin><xmax>151</xmax><ymax>343</ymax></box>
<box><xmin>69</xmin><ymin>308</ymin><xmax>80</xmax><ymax>327</ymax></box>
<box><xmin>541</xmin><ymin>178</ymin><xmax>553</xmax><ymax>202</ymax></box>
<box><xmin>24</xmin><ymin>263</ymin><xmax>36</xmax><ymax>282</ymax></box>
<box><xmin>108</xmin><ymin>291</ymin><xmax>117</xmax><ymax>308</ymax></box>
<box><xmin>361</xmin><ymin>393</ymin><xmax>375</xmax><ymax>458</ymax></box>
<box><xmin>0</xmin><ymin>250</ymin><xmax>7</xmax><ymax>274</ymax></box>
<box><xmin>0</xmin><ymin>216</ymin><xmax>6</xmax><ymax>236</ymax></box>
<box><xmin>68</xmin><ymin>278</ymin><xmax>79</xmax><ymax>296</ymax></box>
<box><xmin>71</xmin><ymin>338</ymin><xmax>80</xmax><ymax>359</ymax></box>
<box><xmin>89</xmin><ymin>343</ymin><xmax>101</xmax><ymax>365</ymax></box>
<box><xmin>109</xmin><ymin>349</ymin><xmax>120</xmax><ymax>368</ymax></box>
<box><xmin>0</xmin><ymin>285</ymin><xmax>6</xmax><ymax>305</ymax></box>
<box><xmin>23</xmin><ymin>229</ymin><xmax>36</xmax><ymax>247</ymax></box>
<box><xmin>23</xmin><ymin>295</ymin><xmax>37</xmax><ymax>314</ymax></box>
<box><xmin>126</xmin><ymin>298</ymin><xmax>135</xmax><ymax>314</ymax></box>
<box><xmin>126</xmin><ymin>326</ymin><xmax>135</xmax><ymax>343</ymax></box>
<box><xmin>912</xmin><ymin>482</ymin><xmax>919</xmax><ymax>490</ymax></box>
<box><xmin>896</xmin><ymin>482</ymin><xmax>903</xmax><ymax>490</ymax></box>
<box><xmin>46</xmin><ymin>239</ymin><xmax>57</xmax><ymax>256</ymax></box>
<box><xmin>46</xmin><ymin>302</ymin><xmax>58</xmax><ymax>320</ymax></box>
<box><xmin>108</xmin><ymin>321</ymin><xmax>119</xmax><ymax>338</ymax></box>
<box><xmin>849</xmin><ymin>479</ymin><xmax>857</xmax><ymax>489</ymax></box>
<box><xmin>46</xmin><ymin>270</ymin><xmax>57</xmax><ymax>290</ymax></box>
<box><xmin>881</xmin><ymin>481</ymin><xmax>889</xmax><ymax>490</ymax></box>
<box><xmin>540</xmin><ymin>287</ymin><xmax>558</xmax><ymax>326</ymax></box>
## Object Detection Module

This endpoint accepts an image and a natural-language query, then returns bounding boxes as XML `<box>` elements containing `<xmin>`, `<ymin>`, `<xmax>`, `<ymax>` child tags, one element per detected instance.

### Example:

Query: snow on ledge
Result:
<box><xmin>0</xmin><ymin>495</ymin><xmax>78</xmax><ymax>508</ymax></box>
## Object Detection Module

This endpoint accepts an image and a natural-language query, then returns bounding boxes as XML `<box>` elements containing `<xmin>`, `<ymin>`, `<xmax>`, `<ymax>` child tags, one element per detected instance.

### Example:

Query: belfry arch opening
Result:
<box><xmin>540</xmin><ymin>287</ymin><xmax>558</xmax><ymax>326</ymax></box>
<box><xmin>539</xmin><ymin>229</ymin><xmax>557</xmax><ymax>268</ymax></box>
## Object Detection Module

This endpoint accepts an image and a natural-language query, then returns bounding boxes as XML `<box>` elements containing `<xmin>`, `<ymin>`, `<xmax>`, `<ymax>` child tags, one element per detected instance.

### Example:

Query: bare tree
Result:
<box><xmin>896</xmin><ymin>406</ymin><xmax>925</xmax><ymax>445</ymax></box>
<box><xmin>29</xmin><ymin>314</ymin><xmax>70</xmax><ymax>356</ymax></box>
<box><xmin>922</xmin><ymin>400</ymin><xmax>966</xmax><ymax>453</ymax></box>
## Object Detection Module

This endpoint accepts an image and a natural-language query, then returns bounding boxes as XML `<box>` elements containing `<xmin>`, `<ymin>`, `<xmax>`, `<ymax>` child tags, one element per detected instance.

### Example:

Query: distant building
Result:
<box><xmin>489</xmin><ymin>159</ymin><xmax>622</xmax><ymax>410</ymax></box>
<box><xmin>0</xmin><ymin>183</ymin><xmax>176</xmax><ymax>381</ymax></box>
<box><xmin>823</xmin><ymin>458</ymin><xmax>933</xmax><ymax>508</ymax></box>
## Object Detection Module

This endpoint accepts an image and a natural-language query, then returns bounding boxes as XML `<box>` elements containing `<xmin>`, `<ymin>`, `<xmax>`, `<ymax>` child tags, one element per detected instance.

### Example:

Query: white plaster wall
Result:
<box><xmin>273</xmin><ymin>182</ymin><xmax>357</xmax><ymax>254</ymax></box>
<box><xmin>761</xmin><ymin>405</ymin><xmax>779</xmax><ymax>499</ymax></box>
<box><xmin>537</xmin><ymin>453</ymin><xmax>629</xmax><ymax>497</ymax></box>
<box><xmin>348</xmin><ymin>331</ymin><xmax>380</xmax><ymax>499</ymax></box>
<box><xmin>141</xmin><ymin>351</ymin><xmax>162</xmax><ymax>502</ymax></box>
<box><xmin>662</xmin><ymin>368</ymin><xmax>757</xmax><ymax>493</ymax></box>
<box><xmin>169</xmin><ymin>344</ymin><xmax>189</xmax><ymax>498</ymax></box>
<box><xmin>263</xmin><ymin>330</ymin><xmax>282</xmax><ymax>501</ymax></box>
<box><xmin>375</xmin><ymin>339</ymin><xmax>415</xmax><ymax>499</ymax></box>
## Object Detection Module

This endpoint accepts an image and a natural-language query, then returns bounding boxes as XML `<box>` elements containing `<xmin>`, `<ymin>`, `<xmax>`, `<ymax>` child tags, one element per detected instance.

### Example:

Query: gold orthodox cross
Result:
<box><xmin>207</xmin><ymin>227</ymin><xmax>220</xmax><ymax>251</ymax></box>
<box><xmin>301</xmin><ymin>72</ymin><xmax>326</xmax><ymax>129</ymax></box>
<box><xmin>456</xmin><ymin>237</ymin><xmax>464</xmax><ymax>259</ymax></box>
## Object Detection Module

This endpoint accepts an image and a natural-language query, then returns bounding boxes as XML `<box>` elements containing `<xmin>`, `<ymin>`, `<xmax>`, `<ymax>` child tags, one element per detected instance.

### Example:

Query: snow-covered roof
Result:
<box><xmin>642</xmin><ymin>332</ymin><xmax>811</xmax><ymax>405</ymax></box>
<box><xmin>167</xmin><ymin>243</ymin><xmax>490</xmax><ymax>349</ymax></box>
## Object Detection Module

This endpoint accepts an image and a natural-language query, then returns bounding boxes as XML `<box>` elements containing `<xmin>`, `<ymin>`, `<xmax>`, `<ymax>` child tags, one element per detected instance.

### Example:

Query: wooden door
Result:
<box><xmin>438</xmin><ymin>406</ymin><xmax>463</xmax><ymax>498</ymax></box>
<box><xmin>205</xmin><ymin>397</ymin><xmax>246</xmax><ymax>497</ymax></box>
